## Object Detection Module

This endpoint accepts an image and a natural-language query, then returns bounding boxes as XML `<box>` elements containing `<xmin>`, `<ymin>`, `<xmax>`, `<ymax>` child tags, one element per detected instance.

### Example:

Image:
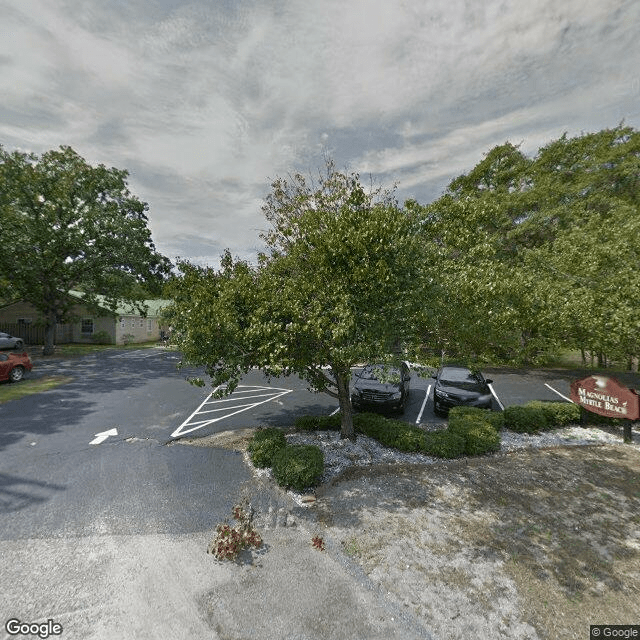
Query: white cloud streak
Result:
<box><xmin>1</xmin><ymin>0</ymin><xmax>639</xmax><ymax>263</ymax></box>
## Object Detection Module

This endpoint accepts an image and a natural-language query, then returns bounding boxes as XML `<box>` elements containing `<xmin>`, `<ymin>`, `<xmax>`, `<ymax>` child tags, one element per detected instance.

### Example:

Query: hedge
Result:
<box><xmin>294</xmin><ymin>413</ymin><xmax>342</xmax><ymax>431</ymax></box>
<box><xmin>271</xmin><ymin>444</ymin><xmax>324</xmax><ymax>491</ymax></box>
<box><xmin>247</xmin><ymin>427</ymin><xmax>287</xmax><ymax>468</ymax></box>
<box><xmin>447</xmin><ymin>413</ymin><xmax>501</xmax><ymax>456</ymax></box>
<box><xmin>524</xmin><ymin>401</ymin><xmax>580</xmax><ymax>427</ymax></box>
<box><xmin>503</xmin><ymin>405</ymin><xmax>548</xmax><ymax>433</ymax></box>
<box><xmin>448</xmin><ymin>405</ymin><xmax>505</xmax><ymax>431</ymax></box>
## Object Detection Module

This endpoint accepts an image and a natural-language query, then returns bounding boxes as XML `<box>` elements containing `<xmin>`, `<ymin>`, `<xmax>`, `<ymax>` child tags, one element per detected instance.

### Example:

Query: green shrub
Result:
<box><xmin>294</xmin><ymin>415</ymin><xmax>321</xmax><ymax>431</ymax></box>
<box><xmin>353</xmin><ymin>414</ymin><xmax>425</xmax><ymax>452</ymax></box>
<box><xmin>392</xmin><ymin>424</ymin><xmax>427</xmax><ymax>452</ymax></box>
<box><xmin>251</xmin><ymin>427</ymin><xmax>287</xmax><ymax>444</ymax></box>
<box><xmin>272</xmin><ymin>444</ymin><xmax>324</xmax><ymax>491</ymax></box>
<box><xmin>465</xmin><ymin>424</ymin><xmax>501</xmax><ymax>455</ymax></box>
<box><xmin>422</xmin><ymin>430</ymin><xmax>466</xmax><ymax>459</ymax></box>
<box><xmin>248</xmin><ymin>428</ymin><xmax>287</xmax><ymax>468</ymax></box>
<box><xmin>316</xmin><ymin>413</ymin><xmax>342</xmax><ymax>431</ymax></box>
<box><xmin>525</xmin><ymin>401</ymin><xmax>580</xmax><ymax>428</ymax></box>
<box><xmin>294</xmin><ymin>413</ymin><xmax>342</xmax><ymax>431</ymax></box>
<box><xmin>447</xmin><ymin>414</ymin><xmax>501</xmax><ymax>456</ymax></box>
<box><xmin>449</xmin><ymin>406</ymin><xmax>505</xmax><ymax>430</ymax></box>
<box><xmin>353</xmin><ymin>412</ymin><xmax>392</xmax><ymax>441</ymax></box>
<box><xmin>91</xmin><ymin>330</ymin><xmax>112</xmax><ymax>344</ymax></box>
<box><xmin>503</xmin><ymin>405</ymin><xmax>548</xmax><ymax>433</ymax></box>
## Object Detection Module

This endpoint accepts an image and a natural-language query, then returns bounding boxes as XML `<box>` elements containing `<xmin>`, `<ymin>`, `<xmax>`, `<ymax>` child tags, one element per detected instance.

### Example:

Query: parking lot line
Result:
<box><xmin>415</xmin><ymin>385</ymin><xmax>431</xmax><ymax>424</ymax></box>
<box><xmin>171</xmin><ymin>385</ymin><xmax>292</xmax><ymax>438</ymax></box>
<box><xmin>488</xmin><ymin>383</ymin><xmax>504</xmax><ymax>410</ymax></box>
<box><xmin>544</xmin><ymin>383</ymin><xmax>574</xmax><ymax>403</ymax></box>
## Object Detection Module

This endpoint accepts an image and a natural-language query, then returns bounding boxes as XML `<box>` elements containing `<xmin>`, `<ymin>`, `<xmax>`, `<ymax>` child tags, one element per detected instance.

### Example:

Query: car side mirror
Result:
<box><xmin>431</xmin><ymin>374</ymin><xmax>437</xmax><ymax>379</ymax></box>
<box><xmin>485</xmin><ymin>379</ymin><xmax>493</xmax><ymax>384</ymax></box>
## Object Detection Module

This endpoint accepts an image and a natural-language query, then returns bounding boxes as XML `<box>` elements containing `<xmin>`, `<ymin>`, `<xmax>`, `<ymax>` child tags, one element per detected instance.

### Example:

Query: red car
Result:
<box><xmin>0</xmin><ymin>351</ymin><xmax>33</xmax><ymax>382</ymax></box>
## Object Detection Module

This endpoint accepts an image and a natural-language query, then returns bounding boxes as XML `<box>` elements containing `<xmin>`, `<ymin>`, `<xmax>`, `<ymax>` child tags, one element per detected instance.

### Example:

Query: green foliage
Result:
<box><xmin>352</xmin><ymin>413</ymin><xmax>425</xmax><ymax>452</ymax></box>
<box><xmin>419</xmin><ymin>125</ymin><xmax>640</xmax><ymax>367</ymax></box>
<box><xmin>447</xmin><ymin>414</ymin><xmax>501</xmax><ymax>455</ymax></box>
<box><xmin>422</xmin><ymin>430</ymin><xmax>466</xmax><ymax>459</ymax></box>
<box><xmin>525</xmin><ymin>401</ymin><xmax>580</xmax><ymax>427</ymax></box>
<box><xmin>0</xmin><ymin>145</ymin><xmax>171</xmax><ymax>355</ymax></box>
<box><xmin>294</xmin><ymin>413</ymin><xmax>342</xmax><ymax>431</ymax></box>
<box><xmin>165</xmin><ymin>159</ymin><xmax>430</xmax><ymax>440</ymax></box>
<box><xmin>449</xmin><ymin>406</ymin><xmax>505</xmax><ymax>430</ymax></box>
<box><xmin>503</xmin><ymin>405</ymin><xmax>548</xmax><ymax>433</ymax></box>
<box><xmin>271</xmin><ymin>444</ymin><xmax>324</xmax><ymax>491</ymax></box>
<box><xmin>393</xmin><ymin>425</ymin><xmax>428</xmax><ymax>453</ymax></box>
<box><xmin>247</xmin><ymin>428</ymin><xmax>287</xmax><ymax>468</ymax></box>
<box><xmin>91</xmin><ymin>330</ymin><xmax>112</xmax><ymax>345</ymax></box>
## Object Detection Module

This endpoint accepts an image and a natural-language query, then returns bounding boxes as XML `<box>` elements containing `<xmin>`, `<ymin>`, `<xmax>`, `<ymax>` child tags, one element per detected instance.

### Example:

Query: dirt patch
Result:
<box><xmin>312</xmin><ymin>445</ymin><xmax>640</xmax><ymax>640</ymax></box>
<box><xmin>172</xmin><ymin>428</ymin><xmax>256</xmax><ymax>450</ymax></box>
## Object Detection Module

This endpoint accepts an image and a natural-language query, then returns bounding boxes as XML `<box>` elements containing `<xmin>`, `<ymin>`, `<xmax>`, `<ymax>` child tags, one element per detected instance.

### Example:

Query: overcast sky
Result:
<box><xmin>2</xmin><ymin>0</ymin><xmax>639</xmax><ymax>267</ymax></box>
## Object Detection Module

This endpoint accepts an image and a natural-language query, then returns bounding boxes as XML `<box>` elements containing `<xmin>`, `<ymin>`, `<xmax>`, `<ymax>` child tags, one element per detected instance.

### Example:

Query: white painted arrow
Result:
<box><xmin>90</xmin><ymin>428</ymin><xmax>118</xmax><ymax>445</ymax></box>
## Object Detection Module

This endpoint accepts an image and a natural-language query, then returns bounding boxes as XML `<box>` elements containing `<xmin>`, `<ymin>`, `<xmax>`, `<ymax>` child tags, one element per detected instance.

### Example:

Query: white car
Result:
<box><xmin>0</xmin><ymin>332</ymin><xmax>24</xmax><ymax>350</ymax></box>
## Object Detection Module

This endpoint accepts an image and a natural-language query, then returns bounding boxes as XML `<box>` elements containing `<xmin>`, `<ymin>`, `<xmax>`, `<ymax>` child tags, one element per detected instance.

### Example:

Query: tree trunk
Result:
<box><xmin>43</xmin><ymin>312</ymin><xmax>56</xmax><ymax>356</ymax></box>
<box><xmin>335</xmin><ymin>368</ymin><xmax>355</xmax><ymax>441</ymax></box>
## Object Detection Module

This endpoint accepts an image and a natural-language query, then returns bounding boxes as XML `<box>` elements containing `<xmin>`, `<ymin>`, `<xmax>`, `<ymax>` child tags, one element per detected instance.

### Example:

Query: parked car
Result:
<box><xmin>0</xmin><ymin>332</ymin><xmax>24</xmax><ymax>350</ymax></box>
<box><xmin>351</xmin><ymin>362</ymin><xmax>411</xmax><ymax>413</ymax></box>
<box><xmin>432</xmin><ymin>365</ymin><xmax>493</xmax><ymax>415</ymax></box>
<box><xmin>0</xmin><ymin>351</ymin><xmax>33</xmax><ymax>382</ymax></box>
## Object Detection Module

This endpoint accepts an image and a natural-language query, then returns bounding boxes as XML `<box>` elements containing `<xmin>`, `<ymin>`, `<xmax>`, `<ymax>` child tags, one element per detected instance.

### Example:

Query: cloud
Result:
<box><xmin>1</xmin><ymin>0</ymin><xmax>639</xmax><ymax>264</ymax></box>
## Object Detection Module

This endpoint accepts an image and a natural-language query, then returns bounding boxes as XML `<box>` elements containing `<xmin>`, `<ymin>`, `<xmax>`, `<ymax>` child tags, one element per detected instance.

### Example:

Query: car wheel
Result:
<box><xmin>9</xmin><ymin>366</ymin><xmax>25</xmax><ymax>382</ymax></box>
<box><xmin>14</xmin><ymin>340</ymin><xmax>24</xmax><ymax>349</ymax></box>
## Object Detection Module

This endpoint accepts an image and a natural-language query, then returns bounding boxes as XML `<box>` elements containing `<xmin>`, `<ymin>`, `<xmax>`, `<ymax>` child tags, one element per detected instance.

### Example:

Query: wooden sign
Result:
<box><xmin>570</xmin><ymin>376</ymin><xmax>639</xmax><ymax>421</ymax></box>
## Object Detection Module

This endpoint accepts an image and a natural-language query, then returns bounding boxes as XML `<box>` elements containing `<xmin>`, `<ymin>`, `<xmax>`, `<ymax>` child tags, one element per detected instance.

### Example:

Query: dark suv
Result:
<box><xmin>432</xmin><ymin>365</ymin><xmax>493</xmax><ymax>415</ymax></box>
<box><xmin>351</xmin><ymin>362</ymin><xmax>411</xmax><ymax>414</ymax></box>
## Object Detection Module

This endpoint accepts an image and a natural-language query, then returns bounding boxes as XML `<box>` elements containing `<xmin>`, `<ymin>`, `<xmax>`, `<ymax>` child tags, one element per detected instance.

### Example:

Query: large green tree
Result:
<box><xmin>422</xmin><ymin>125</ymin><xmax>640</xmax><ymax>367</ymax></box>
<box><xmin>0</xmin><ymin>145</ymin><xmax>171</xmax><ymax>354</ymax></box>
<box><xmin>165</xmin><ymin>161</ymin><xmax>429</xmax><ymax>439</ymax></box>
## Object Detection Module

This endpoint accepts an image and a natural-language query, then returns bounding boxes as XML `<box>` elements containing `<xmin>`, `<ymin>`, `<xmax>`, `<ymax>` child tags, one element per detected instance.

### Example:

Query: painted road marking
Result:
<box><xmin>488</xmin><ymin>383</ymin><xmax>505</xmax><ymax>411</ymax></box>
<box><xmin>90</xmin><ymin>428</ymin><xmax>118</xmax><ymax>445</ymax></box>
<box><xmin>544</xmin><ymin>383</ymin><xmax>574</xmax><ymax>403</ymax></box>
<box><xmin>171</xmin><ymin>385</ymin><xmax>293</xmax><ymax>438</ymax></box>
<box><xmin>416</xmin><ymin>385</ymin><xmax>431</xmax><ymax>424</ymax></box>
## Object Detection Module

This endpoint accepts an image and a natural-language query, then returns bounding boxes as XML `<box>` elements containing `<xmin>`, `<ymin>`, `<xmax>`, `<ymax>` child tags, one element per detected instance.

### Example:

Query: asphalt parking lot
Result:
<box><xmin>10</xmin><ymin>349</ymin><xmax>638</xmax><ymax>443</ymax></box>
<box><xmin>171</xmin><ymin>362</ymin><xmax>595</xmax><ymax>440</ymax></box>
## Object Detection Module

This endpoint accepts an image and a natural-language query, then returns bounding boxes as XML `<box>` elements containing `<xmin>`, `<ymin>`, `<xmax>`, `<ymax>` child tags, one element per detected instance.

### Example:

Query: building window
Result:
<box><xmin>139</xmin><ymin>318</ymin><xmax>144</xmax><ymax>328</ymax></box>
<box><xmin>81</xmin><ymin>318</ymin><xmax>94</xmax><ymax>335</ymax></box>
<box><xmin>120</xmin><ymin>318</ymin><xmax>125</xmax><ymax>329</ymax></box>
<box><xmin>147</xmin><ymin>318</ymin><xmax>153</xmax><ymax>333</ymax></box>
<box><xmin>130</xmin><ymin>318</ymin><xmax>136</xmax><ymax>329</ymax></box>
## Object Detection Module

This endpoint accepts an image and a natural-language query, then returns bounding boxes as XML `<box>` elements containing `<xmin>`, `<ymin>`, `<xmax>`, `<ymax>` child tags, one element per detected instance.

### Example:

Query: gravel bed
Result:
<box><xmin>257</xmin><ymin>424</ymin><xmax>639</xmax><ymax>505</ymax></box>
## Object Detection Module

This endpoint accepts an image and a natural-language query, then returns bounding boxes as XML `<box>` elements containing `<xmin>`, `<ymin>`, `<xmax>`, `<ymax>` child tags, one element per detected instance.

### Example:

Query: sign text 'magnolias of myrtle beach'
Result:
<box><xmin>570</xmin><ymin>376</ymin><xmax>640</xmax><ymax>420</ymax></box>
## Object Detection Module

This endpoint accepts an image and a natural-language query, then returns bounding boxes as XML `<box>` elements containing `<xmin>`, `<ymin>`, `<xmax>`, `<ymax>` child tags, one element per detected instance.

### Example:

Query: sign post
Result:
<box><xmin>570</xmin><ymin>376</ymin><xmax>639</xmax><ymax>443</ymax></box>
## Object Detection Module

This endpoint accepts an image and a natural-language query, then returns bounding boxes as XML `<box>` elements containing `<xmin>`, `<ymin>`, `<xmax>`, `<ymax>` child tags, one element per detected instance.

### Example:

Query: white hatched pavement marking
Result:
<box><xmin>171</xmin><ymin>384</ymin><xmax>293</xmax><ymax>438</ymax></box>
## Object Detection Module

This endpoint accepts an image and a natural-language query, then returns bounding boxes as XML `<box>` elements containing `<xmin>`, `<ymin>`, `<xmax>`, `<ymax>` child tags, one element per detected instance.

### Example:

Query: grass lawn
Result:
<box><xmin>0</xmin><ymin>375</ymin><xmax>74</xmax><ymax>404</ymax></box>
<box><xmin>28</xmin><ymin>341</ymin><xmax>163</xmax><ymax>359</ymax></box>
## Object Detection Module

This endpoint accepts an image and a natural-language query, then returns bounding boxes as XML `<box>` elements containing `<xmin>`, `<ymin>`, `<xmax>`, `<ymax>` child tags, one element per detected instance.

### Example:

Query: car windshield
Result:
<box><xmin>441</xmin><ymin>368</ymin><xmax>482</xmax><ymax>386</ymax></box>
<box><xmin>360</xmin><ymin>366</ymin><xmax>401</xmax><ymax>382</ymax></box>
